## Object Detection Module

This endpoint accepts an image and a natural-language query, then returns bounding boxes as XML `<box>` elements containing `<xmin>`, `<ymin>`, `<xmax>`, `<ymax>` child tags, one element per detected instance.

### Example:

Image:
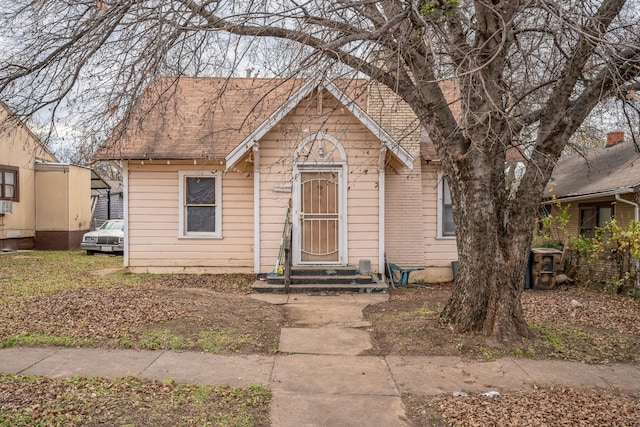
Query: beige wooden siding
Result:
<box><xmin>127</xmin><ymin>163</ymin><xmax>253</xmax><ymax>272</ymax></box>
<box><xmin>257</xmin><ymin>89</ymin><xmax>381</xmax><ymax>273</ymax></box>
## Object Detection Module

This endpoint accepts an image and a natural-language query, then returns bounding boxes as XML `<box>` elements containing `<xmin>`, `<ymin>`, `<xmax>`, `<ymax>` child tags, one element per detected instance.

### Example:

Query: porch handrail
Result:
<box><xmin>283</xmin><ymin>203</ymin><xmax>292</xmax><ymax>293</ymax></box>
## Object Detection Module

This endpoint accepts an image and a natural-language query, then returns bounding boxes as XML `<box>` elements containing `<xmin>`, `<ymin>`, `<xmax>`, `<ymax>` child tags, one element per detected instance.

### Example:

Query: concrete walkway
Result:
<box><xmin>2</xmin><ymin>293</ymin><xmax>640</xmax><ymax>426</ymax></box>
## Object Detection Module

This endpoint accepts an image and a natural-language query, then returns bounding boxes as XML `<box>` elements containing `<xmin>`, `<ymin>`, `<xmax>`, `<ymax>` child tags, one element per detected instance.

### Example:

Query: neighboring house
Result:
<box><xmin>0</xmin><ymin>103</ymin><xmax>95</xmax><ymax>250</ymax></box>
<box><xmin>544</xmin><ymin>131</ymin><xmax>640</xmax><ymax>237</ymax></box>
<box><xmin>95</xmin><ymin>76</ymin><xmax>458</xmax><ymax>281</ymax></box>
<box><xmin>91</xmin><ymin>179</ymin><xmax>124</xmax><ymax>230</ymax></box>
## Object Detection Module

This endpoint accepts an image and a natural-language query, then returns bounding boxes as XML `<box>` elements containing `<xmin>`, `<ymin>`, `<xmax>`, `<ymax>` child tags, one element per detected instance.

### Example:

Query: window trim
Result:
<box><xmin>578</xmin><ymin>201</ymin><xmax>614</xmax><ymax>238</ymax></box>
<box><xmin>437</xmin><ymin>173</ymin><xmax>456</xmax><ymax>239</ymax></box>
<box><xmin>178</xmin><ymin>170</ymin><xmax>222</xmax><ymax>239</ymax></box>
<box><xmin>0</xmin><ymin>165</ymin><xmax>19</xmax><ymax>202</ymax></box>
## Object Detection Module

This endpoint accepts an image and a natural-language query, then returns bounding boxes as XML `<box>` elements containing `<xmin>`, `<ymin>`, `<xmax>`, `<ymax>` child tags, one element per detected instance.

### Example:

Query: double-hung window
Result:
<box><xmin>579</xmin><ymin>203</ymin><xmax>613</xmax><ymax>238</ymax></box>
<box><xmin>179</xmin><ymin>171</ymin><xmax>222</xmax><ymax>238</ymax></box>
<box><xmin>438</xmin><ymin>176</ymin><xmax>455</xmax><ymax>238</ymax></box>
<box><xmin>0</xmin><ymin>165</ymin><xmax>18</xmax><ymax>201</ymax></box>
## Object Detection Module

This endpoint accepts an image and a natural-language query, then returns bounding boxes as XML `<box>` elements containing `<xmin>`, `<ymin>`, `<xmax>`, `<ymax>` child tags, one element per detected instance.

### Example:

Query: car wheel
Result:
<box><xmin>86</xmin><ymin>250</ymin><xmax>95</xmax><ymax>256</ymax></box>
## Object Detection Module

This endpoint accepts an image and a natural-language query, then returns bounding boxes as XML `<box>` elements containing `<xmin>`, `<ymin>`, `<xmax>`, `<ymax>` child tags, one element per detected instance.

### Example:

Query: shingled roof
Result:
<box><xmin>94</xmin><ymin>76</ymin><xmax>370</xmax><ymax>161</ymax></box>
<box><xmin>545</xmin><ymin>138</ymin><xmax>640</xmax><ymax>200</ymax></box>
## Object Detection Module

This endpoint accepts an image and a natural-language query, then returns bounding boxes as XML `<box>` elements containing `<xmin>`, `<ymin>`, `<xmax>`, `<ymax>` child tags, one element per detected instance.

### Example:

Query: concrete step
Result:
<box><xmin>251</xmin><ymin>281</ymin><xmax>388</xmax><ymax>294</ymax></box>
<box><xmin>267</xmin><ymin>274</ymin><xmax>374</xmax><ymax>286</ymax></box>
<box><xmin>289</xmin><ymin>266</ymin><xmax>360</xmax><ymax>277</ymax></box>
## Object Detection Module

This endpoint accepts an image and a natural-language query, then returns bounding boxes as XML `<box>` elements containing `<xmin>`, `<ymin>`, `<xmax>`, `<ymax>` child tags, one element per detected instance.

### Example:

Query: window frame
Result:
<box><xmin>578</xmin><ymin>202</ymin><xmax>614</xmax><ymax>238</ymax></box>
<box><xmin>0</xmin><ymin>165</ymin><xmax>19</xmax><ymax>202</ymax></box>
<box><xmin>178</xmin><ymin>170</ymin><xmax>222</xmax><ymax>239</ymax></box>
<box><xmin>437</xmin><ymin>174</ymin><xmax>456</xmax><ymax>239</ymax></box>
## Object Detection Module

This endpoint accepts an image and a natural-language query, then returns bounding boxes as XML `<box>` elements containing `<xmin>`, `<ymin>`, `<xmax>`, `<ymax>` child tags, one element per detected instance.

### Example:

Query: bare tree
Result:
<box><xmin>1</xmin><ymin>0</ymin><xmax>638</xmax><ymax>344</ymax></box>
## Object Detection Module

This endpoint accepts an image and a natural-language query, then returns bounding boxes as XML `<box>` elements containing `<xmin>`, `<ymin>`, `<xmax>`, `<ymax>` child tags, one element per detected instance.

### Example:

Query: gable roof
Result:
<box><xmin>95</xmin><ymin>77</ymin><xmax>306</xmax><ymax>161</ymax></box>
<box><xmin>95</xmin><ymin>76</ymin><xmax>414</xmax><ymax>169</ymax></box>
<box><xmin>225</xmin><ymin>77</ymin><xmax>414</xmax><ymax>169</ymax></box>
<box><xmin>0</xmin><ymin>102</ymin><xmax>58</xmax><ymax>163</ymax></box>
<box><xmin>545</xmin><ymin>140</ymin><xmax>640</xmax><ymax>200</ymax></box>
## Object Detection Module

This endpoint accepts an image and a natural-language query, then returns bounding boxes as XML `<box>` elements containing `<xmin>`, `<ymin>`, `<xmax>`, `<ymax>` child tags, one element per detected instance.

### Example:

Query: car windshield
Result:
<box><xmin>100</xmin><ymin>221</ymin><xmax>123</xmax><ymax>230</ymax></box>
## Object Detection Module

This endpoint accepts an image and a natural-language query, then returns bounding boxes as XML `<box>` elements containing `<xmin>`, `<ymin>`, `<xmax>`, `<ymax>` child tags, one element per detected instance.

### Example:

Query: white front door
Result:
<box><xmin>294</xmin><ymin>168</ymin><xmax>344</xmax><ymax>265</ymax></box>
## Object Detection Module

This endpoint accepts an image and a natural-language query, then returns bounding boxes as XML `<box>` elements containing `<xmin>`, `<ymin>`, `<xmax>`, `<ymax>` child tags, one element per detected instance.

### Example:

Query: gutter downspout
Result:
<box><xmin>253</xmin><ymin>144</ymin><xmax>260</xmax><ymax>275</ymax></box>
<box><xmin>123</xmin><ymin>161</ymin><xmax>129</xmax><ymax>268</ymax></box>
<box><xmin>378</xmin><ymin>147</ymin><xmax>387</xmax><ymax>283</ymax></box>
<box><xmin>615</xmin><ymin>193</ymin><xmax>640</xmax><ymax>288</ymax></box>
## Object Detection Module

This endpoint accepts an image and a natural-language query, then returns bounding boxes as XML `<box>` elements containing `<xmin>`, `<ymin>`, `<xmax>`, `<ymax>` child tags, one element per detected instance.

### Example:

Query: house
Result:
<box><xmin>0</xmin><ymin>103</ymin><xmax>96</xmax><ymax>250</ymax></box>
<box><xmin>544</xmin><ymin>131</ymin><xmax>640</xmax><ymax>237</ymax></box>
<box><xmin>94</xmin><ymin>76</ymin><xmax>458</xmax><ymax>281</ymax></box>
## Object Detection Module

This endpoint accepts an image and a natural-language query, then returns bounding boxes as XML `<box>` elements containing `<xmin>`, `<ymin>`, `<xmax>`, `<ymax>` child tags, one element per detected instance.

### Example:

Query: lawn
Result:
<box><xmin>0</xmin><ymin>374</ymin><xmax>270</xmax><ymax>427</ymax></box>
<box><xmin>0</xmin><ymin>251</ymin><xmax>284</xmax><ymax>353</ymax></box>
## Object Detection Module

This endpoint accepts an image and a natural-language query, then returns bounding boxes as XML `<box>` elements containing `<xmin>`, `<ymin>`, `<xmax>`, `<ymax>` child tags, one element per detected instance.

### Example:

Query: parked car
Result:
<box><xmin>81</xmin><ymin>219</ymin><xmax>124</xmax><ymax>255</ymax></box>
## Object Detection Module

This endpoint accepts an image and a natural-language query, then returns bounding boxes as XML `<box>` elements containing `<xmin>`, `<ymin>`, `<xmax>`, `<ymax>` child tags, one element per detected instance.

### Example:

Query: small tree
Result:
<box><xmin>536</xmin><ymin>198</ymin><xmax>571</xmax><ymax>251</ymax></box>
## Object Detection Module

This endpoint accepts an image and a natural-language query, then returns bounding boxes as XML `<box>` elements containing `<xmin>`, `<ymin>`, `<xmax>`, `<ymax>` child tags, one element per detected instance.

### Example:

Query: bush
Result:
<box><xmin>536</xmin><ymin>198</ymin><xmax>639</xmax><ymax>292</ymax></box>
<box><xmin>569</xmin><ymin>220</ymin><xmax>639</xmax><ymax>292</ymax></box>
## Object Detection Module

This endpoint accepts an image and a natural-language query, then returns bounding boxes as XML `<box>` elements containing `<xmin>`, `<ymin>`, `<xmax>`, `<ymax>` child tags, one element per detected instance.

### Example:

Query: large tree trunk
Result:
<box><xmin>441</xmin><ymin>233</ymin><xmax>533</xmax><ymax>345</ymax></box>
<box><xmin>439</xmin><ymin>145</ymin><xmax>542</xmax><ymax>345</ymax></box>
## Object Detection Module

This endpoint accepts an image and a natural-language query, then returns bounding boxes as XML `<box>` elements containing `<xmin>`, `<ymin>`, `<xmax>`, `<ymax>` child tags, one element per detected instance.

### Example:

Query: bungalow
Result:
<box><xmin>544</xmin><ymin>131</ymin><xmax>640</xmax><ymax>237</ymax></box>
<box><xmin>0</xmin><ymin>103</ymin><xmax>97</xmax><ymax>250</ymax></box>
<box><xmin>95</xmin><ymin>76</ymin><xmax>458</xmax><ymax>281</ymax></box>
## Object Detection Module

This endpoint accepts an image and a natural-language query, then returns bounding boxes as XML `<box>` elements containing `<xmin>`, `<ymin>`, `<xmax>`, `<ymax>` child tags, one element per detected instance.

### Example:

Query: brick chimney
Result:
<box><xmin>606</xmin><ymin>131</ymin><xmax>624</xmax><ymax>147</ymax></box>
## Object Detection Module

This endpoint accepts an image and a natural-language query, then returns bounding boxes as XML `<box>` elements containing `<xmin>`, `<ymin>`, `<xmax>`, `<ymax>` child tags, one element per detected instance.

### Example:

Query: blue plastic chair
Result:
<box><xmin>386</xmin><ymin>262</ymin><xmax>424</xmax><ymax>286</ymax></box>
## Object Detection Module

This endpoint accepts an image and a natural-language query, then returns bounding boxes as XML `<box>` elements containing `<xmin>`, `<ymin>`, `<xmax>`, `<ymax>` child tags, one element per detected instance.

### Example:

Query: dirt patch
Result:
<box><xmin>88</xmin><ymin>267</ymin><xmax>125</xmax><ymax>276</ymax></box>
<box><xmin>135</xmin><ymin>287</ymin><xmax>284</xmax><ymax>353</ymax></box>
<box><xmin>0</xmin><ymin>276</ymin><xmax>284</xmax><ymax>354</ymax></box>
<box><xmin>404</xmin><ymin>388</ymin><xmax>640</xmax><ymax>426</ymax></box>
<box><xmin>362</xmin><ymin>284</ymin><xmax>488</xmax><ymax>358</ymax></box>
<box><xmin>363</xmin><ymin>283</ymin><xmax>640</xmax><ymax>363</ymax></box>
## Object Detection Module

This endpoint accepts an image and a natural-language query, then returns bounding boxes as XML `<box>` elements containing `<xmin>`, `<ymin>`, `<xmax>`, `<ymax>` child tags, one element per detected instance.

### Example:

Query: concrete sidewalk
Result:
<box><xmin>2</xmin><ymin>347</ymin><xmax>639</xmax><ymax>394</ymax></box>
<box><xmin>1</xmin><ymin>293</ymin><xmax>640</xmax><ymax>426</ymax></box>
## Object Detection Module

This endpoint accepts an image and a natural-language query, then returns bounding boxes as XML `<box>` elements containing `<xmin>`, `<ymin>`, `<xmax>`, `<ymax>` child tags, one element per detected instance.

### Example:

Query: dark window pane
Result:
<box><xmin>442</xmin><ymin>178</ymin><xmax>455</xmax><ymax>236</ymax></box>
<box><xmin>187</xmin><ymin>206</ymin><xmax>215</xmax><ymax>232</ymax></box>
<box><xmin>187</xmin><ymin>177</ymin><xmax>215</xmax><ymax>204</ymax></box>
<box><xmin>444</xmin><ymin>206</ymin><xmax>455</xmax><ymax>236</ymax></box>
